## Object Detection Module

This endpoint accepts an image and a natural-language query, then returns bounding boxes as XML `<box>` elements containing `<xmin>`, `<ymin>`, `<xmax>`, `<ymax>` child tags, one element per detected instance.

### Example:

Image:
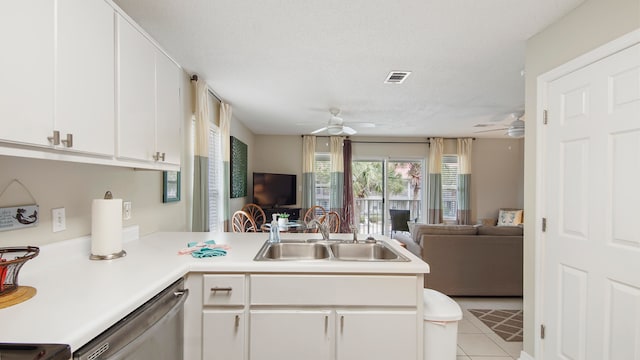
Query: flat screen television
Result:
<box><xmin>253</xmin><ymin>172</ymin><xmax>297</xmax><ymax>208</ymax></box>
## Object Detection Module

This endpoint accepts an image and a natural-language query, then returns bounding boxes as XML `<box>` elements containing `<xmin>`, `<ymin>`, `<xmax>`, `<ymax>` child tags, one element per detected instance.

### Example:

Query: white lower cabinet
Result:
<box><xmin>335</xmin><ymin>310</ymin><xmax>417</xmax><ymax>360</ymax></box>
<box><xmin>203</xmin><ymin>310</ymin><xmax>245</xmax><ymax>360</ymax></box>
<box><xmin>186</xmin><ymin>273</ymin><xmax>422</xmax><ymax>360</ymax></box>
<box><xmin>250</xmin><ymin>310</ymin><xmax>333</xmax><ymax>360</ymax></box>
<box><xmin>249</xmin><ymin>309</ymin><xmax>416</xmax><ymax>360</ymax></box>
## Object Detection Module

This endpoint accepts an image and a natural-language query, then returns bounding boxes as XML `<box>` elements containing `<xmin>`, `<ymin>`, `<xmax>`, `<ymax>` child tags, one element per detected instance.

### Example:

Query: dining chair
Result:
<box><xmin>242</xmin><ymin>203</ymin><xmax>266</xmax><ymax>232</ymax></box>
<box><xmin>389</xmin><ymin>209</ymin><xmax>411</xmax><ymax>236</ymax></box>
<box><xmin>303</xmin><ymin>205</ymin><xmax>326</xmax><ymax>223</ymax></box>
<box><xmin>319</xmin><ymin>211</ymin><xmax>341</xmax><ymax>233</ymax></box>
<box><xmin>231</xmin><ymin>210</ymin><xmax>258</xmax><ymax>233</ymax></box>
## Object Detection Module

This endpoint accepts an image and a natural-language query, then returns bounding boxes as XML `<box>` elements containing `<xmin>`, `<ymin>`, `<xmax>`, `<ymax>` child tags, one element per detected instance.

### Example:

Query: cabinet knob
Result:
<box><xmin>61</xmin><ymin>133</ymin><xmax>73</xmax><ymax>148</ymax></box>
<box><xmin>47</xmin><ymin>130</ymin><xmax>60</xmax><ymax>145</ymax></box>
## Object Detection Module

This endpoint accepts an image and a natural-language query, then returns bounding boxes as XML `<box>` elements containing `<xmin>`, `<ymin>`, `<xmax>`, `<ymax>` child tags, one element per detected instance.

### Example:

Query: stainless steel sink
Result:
<box><xmin>255</xmin><ymin>241</ymin><xmax>331</xmax><ymax>260</ymax></box>
<box><xmin>254</xmin><ymin>240</ymin><xmax>409</xmax><ymax>262</ymax></box>
<box><xmin>329</xmin><ymin>241</ymin><xmax>409</xmax><ymax>261</ymax></box>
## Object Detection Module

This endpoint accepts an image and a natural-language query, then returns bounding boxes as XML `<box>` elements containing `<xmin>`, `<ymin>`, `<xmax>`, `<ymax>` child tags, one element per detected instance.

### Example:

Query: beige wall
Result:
<box><xmin>229</xmin><ymin>116</ymin><xmax>256</xmax><ymax>215</ymax></box>
<box><xmin>472</xmin><ymin>138</ymin><xmax>524</xmax><ymax>222</ymax></box>
<box><xmin>252</xmin><ymin>135</ymin><xmax>524</xmax><ymax>224</ymax></box>
<box><xmin>524</xmin><ymin>0</ymin><xmax>640</xmax><ymax>356</ymax></box>
<box><xmin>252</xmin><ymin>135</ymin><xmax>303</xmax><ymax>208</ymax></box>
<box><xmin>0</xmin><ymin>71</ymin><xmax>194</xmax><ymax>247</ymax></box>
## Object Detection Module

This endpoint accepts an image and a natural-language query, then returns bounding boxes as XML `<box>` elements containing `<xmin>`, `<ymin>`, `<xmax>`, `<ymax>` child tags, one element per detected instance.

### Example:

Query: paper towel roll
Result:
<box><xmin>91</xmin><ymin>198</ymin><xmax>123</xmax><ymax>256</ymax></box>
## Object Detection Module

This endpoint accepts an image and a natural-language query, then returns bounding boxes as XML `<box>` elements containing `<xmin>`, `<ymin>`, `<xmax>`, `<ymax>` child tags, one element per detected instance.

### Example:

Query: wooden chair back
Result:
<box><xmin>242</xmin><ymin>203</ymin><xmax>266</xmax><ymax>231</ymax></box>
<box><xmin>231</xmin><ymin>210</ymin><xmax>257</xmax><ymax>233</ymax></box>
<box><xmin>303</xmin><ymin>205</ymin><xmax>326</xmax><ymax>223</ymax></box>
<box><xmin>319</xmin><ymin>211</ymin><xmax>341</xmax><ymax>233</ymax></box>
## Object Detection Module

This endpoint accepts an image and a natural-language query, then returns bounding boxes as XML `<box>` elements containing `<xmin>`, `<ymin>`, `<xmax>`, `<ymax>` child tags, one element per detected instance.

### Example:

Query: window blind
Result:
<box><xmin>441</xmin><ymin>155</ymin><xmax>459</xmax><ymax>220</ymax></box>
<box><xmin>208</xmin><ymin>125</ymin><xmax>221</xmax><ymax>232</ymax></box>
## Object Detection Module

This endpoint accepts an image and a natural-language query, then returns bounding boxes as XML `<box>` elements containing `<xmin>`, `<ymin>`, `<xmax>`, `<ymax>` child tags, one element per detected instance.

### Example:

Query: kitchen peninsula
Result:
<box><xmin>0</xmin><ymin>228</ymin><xmax>429</xmax><ymax>360</ymax></box>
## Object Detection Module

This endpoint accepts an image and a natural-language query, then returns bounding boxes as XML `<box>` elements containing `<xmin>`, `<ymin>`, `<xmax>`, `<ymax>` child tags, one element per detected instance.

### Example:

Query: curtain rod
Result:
<box><xmin>351</xmin><ymin>140</ymin><xmax>430</xmax><ymax>144</ymax></box>
<box><xmin>190</xmin><ymin>75</ymin><xmax>223</xmax><ymax>103</ymax></box>
<box><xmin>301</xmin><ymin>136</ymin><xmax>476</xmax><ymax>143</ymax></box>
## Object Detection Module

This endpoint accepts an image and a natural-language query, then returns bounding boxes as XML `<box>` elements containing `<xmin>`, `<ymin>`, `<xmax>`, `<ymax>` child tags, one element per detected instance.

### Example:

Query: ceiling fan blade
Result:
<box><xmin>342</xmin><ymin>126</ymin><xmax>357</xmax><ymax>135</ymax></box>
<box><xmin>349</xmin><ymin>122</ymin><xmax>376</xmax><ymax>128</ymax></box>
<box><xmin>311</xmin><ymin>127</ymin><xmax>328</xmax><ymax>134</ymax></box>
<box><xmin>473</xmin><ymin>127</ymin><xmax>508</xmax><ymax>134</ymax></box>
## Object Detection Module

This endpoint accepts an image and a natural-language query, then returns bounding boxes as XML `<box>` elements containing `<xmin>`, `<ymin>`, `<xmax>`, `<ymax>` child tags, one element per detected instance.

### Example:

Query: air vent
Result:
<box><xmin>384</xmin><ymin>71</ymin><xmax>411</xmax><ymax>84</ymax></box>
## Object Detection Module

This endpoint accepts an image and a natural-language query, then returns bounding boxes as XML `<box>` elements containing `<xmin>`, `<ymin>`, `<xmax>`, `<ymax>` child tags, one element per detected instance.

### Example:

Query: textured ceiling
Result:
<box><xmin>113</xmin><ymin>0</ymin><xmax>584</xmax><ymax>138</ymax></box>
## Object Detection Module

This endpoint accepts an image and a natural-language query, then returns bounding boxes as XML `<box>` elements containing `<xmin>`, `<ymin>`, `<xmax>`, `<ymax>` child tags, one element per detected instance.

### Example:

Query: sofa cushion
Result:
<box><xmin>478</xmin><ymin>225</ymin><xmax>523</xmax><ymax>236</ymax></box>
<box><xmin>412</xmin><ymin>224</ymin><xmax>478</xmax><ymax>245</ymax></box>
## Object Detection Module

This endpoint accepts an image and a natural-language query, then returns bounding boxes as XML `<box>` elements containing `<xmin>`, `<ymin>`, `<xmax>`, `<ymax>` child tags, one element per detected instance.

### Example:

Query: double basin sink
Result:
<box><xmin>254</xmin><ymin>239</ymin><xmax>409</xmax><ymax>262</ymax></box>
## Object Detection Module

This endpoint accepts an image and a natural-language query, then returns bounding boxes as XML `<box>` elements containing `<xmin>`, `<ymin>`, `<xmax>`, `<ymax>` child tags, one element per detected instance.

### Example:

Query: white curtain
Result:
<box><xmin>456</xmin><ymin>138</ymin><xmax>473</xmax><ymax>225</ymax></box>
<box><xmin>192</xmin><ymin>80</ymin><xmax>210</xmax><ymax>231</ymax></box>
<box><xmin>220</xmin><ymin>103</ymin><xmax>232</xmax><ymax>231</ymax></box>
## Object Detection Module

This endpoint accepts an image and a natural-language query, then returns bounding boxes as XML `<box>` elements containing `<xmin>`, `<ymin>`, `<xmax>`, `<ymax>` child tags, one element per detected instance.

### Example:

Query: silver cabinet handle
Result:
<box><xmin>324</xmin><ymin>315</ymin><xmax>328</xmax><ymax>334</ymax></box>
<box><xmin>340</xmin><ymin>315</ymin><xmax>344</xmax><ymax>334</ymax></box>
<box><xmin>235</xmin><ymin>315</ymin><xmax>240</xmax><ymax>330</ymax></box>
<box><xmin>210</xmin><ymin>287</ymin><xmax>232</xmax><ymax>292</ymax></box>
<box><xmin>47</xmin><ymin>130</ymin><xmax>60</xmax><ymax>145</ymax></box>
<box><xmin>61</xmin><ymin>133</ymin><xmax>73</xmax><ymax>148</ymax></box>
<box><xmin>153</xmin><ymin>152</ymin><xmax>166</xmax><ymax>161</ymax></box>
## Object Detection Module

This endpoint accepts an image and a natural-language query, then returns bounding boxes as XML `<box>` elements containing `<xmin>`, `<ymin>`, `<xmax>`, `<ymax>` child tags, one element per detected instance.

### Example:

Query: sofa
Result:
<box><xmin>397</xmin><ymin>224</ymin><xmax>523</xmax><ymax>296</ymax></box>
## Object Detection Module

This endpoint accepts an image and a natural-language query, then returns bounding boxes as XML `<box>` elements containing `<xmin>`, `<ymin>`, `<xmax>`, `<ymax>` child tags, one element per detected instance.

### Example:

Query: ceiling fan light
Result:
<box><xmin>507</xmin><ymin>127</ymin><xmax>525</xmax><ymax>137</ymax></box>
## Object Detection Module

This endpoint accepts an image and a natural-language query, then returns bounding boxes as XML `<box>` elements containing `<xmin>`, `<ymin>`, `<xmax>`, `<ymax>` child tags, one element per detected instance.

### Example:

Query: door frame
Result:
<box><xmin>535</xmin><ymin>28</ymin><xmax>640</xmax><ymax>359</ymax></box>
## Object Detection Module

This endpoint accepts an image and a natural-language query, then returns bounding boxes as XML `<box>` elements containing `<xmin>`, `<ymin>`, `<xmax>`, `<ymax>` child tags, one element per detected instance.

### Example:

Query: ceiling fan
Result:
<box><xmin>310</xmin><ymin>108</ymin><xmax>373</xmax><ymax>135</ymax></box>
<box><xmin>474</xmin><ymin>113</ymin><xmax>525</xmax><ymax>137</ymax></box>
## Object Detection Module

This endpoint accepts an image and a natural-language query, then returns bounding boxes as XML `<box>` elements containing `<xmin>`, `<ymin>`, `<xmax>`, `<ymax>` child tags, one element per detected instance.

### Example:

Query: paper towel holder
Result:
<box><xmin>90</xmin><ymin>191</ymin><xmax>127</xmax><ymax>261</ymax></box>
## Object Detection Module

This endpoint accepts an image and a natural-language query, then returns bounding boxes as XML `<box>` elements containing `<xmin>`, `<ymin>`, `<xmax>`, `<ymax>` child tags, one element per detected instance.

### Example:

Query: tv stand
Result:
<box><xmin>262</xmin><ymin>207</ymin><xmax>301</xmax><ymax>221</ymax></box>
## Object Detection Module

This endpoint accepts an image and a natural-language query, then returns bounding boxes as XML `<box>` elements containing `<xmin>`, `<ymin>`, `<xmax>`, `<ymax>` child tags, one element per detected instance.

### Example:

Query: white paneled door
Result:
<box><xmin>543</xmin><ymin>42</ymin><xmax>640</xmax><ymax>359</ymax></box>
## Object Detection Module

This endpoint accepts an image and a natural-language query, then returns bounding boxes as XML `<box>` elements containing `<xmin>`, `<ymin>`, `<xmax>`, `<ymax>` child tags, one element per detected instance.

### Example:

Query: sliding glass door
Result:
<box><xmin>353</xmin><ymin>159</ymin><xmax>423</xmax><ymax>235</ymax></box>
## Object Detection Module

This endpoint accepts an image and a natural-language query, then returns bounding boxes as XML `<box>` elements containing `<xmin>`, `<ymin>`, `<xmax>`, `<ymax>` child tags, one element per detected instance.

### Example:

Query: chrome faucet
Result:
<box><xmin>306</xmin><ymin>219</ymin><xmax>330</xmax><ymax>240</ymax></box>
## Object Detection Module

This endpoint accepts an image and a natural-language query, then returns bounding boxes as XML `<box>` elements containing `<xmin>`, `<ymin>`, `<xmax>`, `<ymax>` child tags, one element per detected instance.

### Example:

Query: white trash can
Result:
<box><xmin>423</xmin><ymin>289</ymin><xmax>463</xmax><ymax>360</ymax></box>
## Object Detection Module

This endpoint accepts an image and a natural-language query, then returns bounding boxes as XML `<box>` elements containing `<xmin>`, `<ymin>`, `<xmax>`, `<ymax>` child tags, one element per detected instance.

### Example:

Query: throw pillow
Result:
<box><xmin>497</xmin><ymin>209</ymin><xmax>523</xmax><ymax>226</ymax></box>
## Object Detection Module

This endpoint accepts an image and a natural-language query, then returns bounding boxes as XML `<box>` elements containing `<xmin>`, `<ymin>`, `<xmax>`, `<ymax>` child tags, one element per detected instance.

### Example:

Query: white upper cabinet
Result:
<box><xmin>117</xmin><ymin>15</ymin><xmax>157</xmax><ymax>163</ymax></box>
<box><xmin>117</xmin><ymin>15</ymin><xmax>181</xmax><ymax>167</ymax></box>
<box><xmin>0</xmin><ymin>0</ymin><xmax>115</xmax><ymax>156</ymax></box>
<box><xmin>56</xmin><ymin>0</ymin><xmax>115</xmax><ymax>156</ymax></box>
<box><xmin>155</xmin><ymin>51</ymin><xmax>181</xmax><ymax>166</ymax></box>
<box><xmin>0</xmin><ymin>1</ymin><xmax>181</xmax><ymax>170</ymax></box>
<box><xmin>0</xmin><ymin>1</ymin><xmax>54</xmax><ymax>147</ymax></box>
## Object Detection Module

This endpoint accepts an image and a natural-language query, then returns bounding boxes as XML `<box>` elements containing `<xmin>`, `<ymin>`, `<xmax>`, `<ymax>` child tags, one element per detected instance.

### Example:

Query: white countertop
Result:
<box><xmin>0</xmin><ymin>228</ymin><xmax>429</xmax><ymax>351</ymax></box>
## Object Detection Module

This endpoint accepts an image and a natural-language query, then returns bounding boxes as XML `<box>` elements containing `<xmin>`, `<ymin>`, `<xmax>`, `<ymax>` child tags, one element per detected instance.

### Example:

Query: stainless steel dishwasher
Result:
<box><xmin>73</xmin><ymin>278</ymin><xmax>188</xmax><ymax>360</ymax></box>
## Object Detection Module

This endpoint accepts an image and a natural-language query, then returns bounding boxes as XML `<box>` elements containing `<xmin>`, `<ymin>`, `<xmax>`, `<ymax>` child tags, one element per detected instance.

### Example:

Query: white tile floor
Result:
<box><xmin>453</xmin><ymin>297</ymin><xmax>523</xmax><ymax>360</ymax></box>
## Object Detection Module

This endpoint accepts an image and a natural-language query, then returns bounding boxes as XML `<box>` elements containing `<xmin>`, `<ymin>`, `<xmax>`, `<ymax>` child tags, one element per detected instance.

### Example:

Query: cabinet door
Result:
<box><xmin>336</xmin><ymin>310</ymin><xmax>417</xmax><ymax>360</ymax></box>
<box><xmin>0</xmin><ymin>1</ymin><xmax>54</xmax><ymax>147</ymax></box>
<box><xmin>56</xmin><ymin>0</ymin><xmax>114</xmax><ymax>156</ymax></box>
<box><xmin>203</xmin><ymin>310</ymin><xmax>245</xmax><ymax>360</ymax></box>
<box><xmin>250</xmin><ymin>310</ymin><xmax>333</xmax><ymax>360</ymax></box>
<box><xmin>155</xmin><ymin>51</ymin><xmax>181</xmax><ymax>165</ymax></box>
<box><xmin>116</xmin><ymin>15</ymin><xmax>156</xmax><ymax>162</ymax></box>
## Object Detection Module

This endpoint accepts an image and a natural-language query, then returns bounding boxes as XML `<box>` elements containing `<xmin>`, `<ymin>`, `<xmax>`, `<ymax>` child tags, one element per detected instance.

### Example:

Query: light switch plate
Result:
<box><xmin>52</xmin><ymin>207</ymin><xmax>66</xmax><ymax>232</ymax></box>
<box><xmin>123</xmin><ymin>201</ymin><xmax>132</xmax><ymax>220</ymax></box>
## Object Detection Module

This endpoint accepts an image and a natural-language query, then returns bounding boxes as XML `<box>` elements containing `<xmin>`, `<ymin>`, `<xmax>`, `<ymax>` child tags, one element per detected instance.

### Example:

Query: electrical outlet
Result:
<box><xmin>52</xmin><ymin>207</ymin><xmax>66</xmax><ymax>232</ymax></box>
<box><xmin>123</xmin><ymin>201</ymin><xmax>132</xmax><ymax>220</ymax></box>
